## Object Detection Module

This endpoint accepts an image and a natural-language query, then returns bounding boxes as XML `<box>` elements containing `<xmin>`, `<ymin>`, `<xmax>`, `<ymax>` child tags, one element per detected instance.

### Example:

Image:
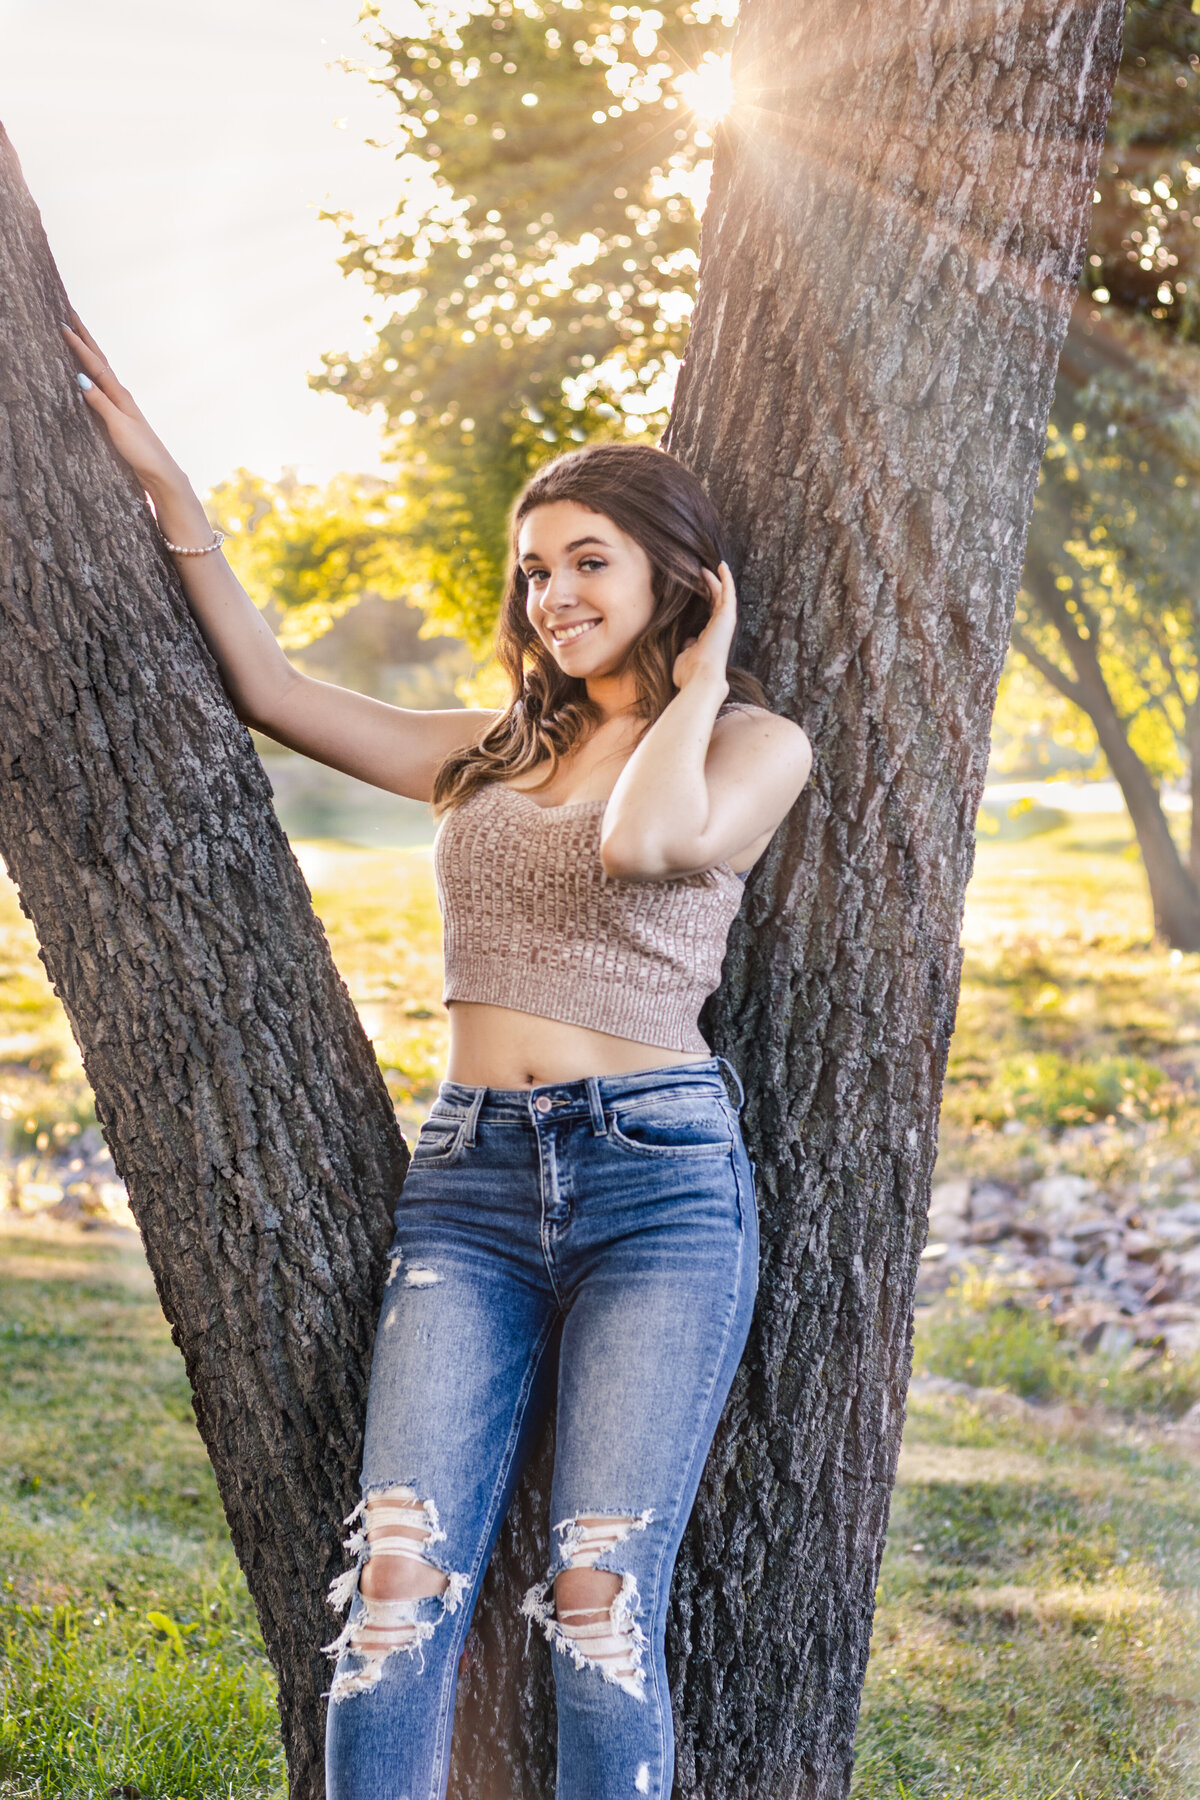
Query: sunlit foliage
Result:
<box><xmin>314</xmin><ymin>0</ymin><xmax>738</xmax><ymax>652</ymax></box>
<box><xmin>1017</xmin><ymin>312</ymin><xmax>1200</xmax><ymax>791</ymax></box>
<box><xmin>1085</xmin><ymin>2</ymin><xmax>1200</xmax><ymax>333</ymax></box>
<box><xmin>989</xmin><ymin>657</ymin><xmax>1100</xmax><ymax>781</ymax></box>
<box><xmin>207</xmin><ymin>468</ymin><xmax>424</xmax><ymax>649</ymax></box>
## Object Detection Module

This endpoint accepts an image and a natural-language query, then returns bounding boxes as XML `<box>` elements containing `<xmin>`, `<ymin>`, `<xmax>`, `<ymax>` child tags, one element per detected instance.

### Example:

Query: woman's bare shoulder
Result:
<box><xmin>715</xmin><ymin>701</ymin><xmax>812</xmax><ymax>786</ymax></box>
<box><xmin>718</xmin><ymin>699</ymin><xmax>809</xmax><ymax>742</ymax></box>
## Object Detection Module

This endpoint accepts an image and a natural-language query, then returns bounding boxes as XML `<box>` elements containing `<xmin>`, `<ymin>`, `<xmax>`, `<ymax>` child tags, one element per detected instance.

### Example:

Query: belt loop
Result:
<box><xmin>585</xmin><ymin>1075</ymin><xmax>607</xmax><ymax>1136</ymax></box>
<box><xmin>462</xmin><ymin>1084</ymin><xmax>487</xmax><ymax>1147</ymax></box>
<box><xmin>716</xmin><ymin>1055</ymin><xmax>745</xmax><ymax>1112</ymax></box>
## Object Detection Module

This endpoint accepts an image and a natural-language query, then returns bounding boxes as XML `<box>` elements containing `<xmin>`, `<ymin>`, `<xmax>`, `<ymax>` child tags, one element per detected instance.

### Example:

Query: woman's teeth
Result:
<box><xmin>552</xmin><ymin>618</ymin><xmax>600</xmax><ymax>644</ymax></box>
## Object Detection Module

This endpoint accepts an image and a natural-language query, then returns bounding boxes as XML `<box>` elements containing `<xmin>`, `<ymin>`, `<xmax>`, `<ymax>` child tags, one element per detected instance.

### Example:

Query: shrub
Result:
<box><xmin>947</xmin><ymin>1051</ymin><xmax>1168</xmax><ymax>1132</ymax></box>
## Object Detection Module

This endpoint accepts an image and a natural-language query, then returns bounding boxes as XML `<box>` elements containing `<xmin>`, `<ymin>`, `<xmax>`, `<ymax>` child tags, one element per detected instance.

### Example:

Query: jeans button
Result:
<box><xmin>534</xmin><ymin>1095</ymin><xmax>553</xmax><ymax>1113</ymax></box>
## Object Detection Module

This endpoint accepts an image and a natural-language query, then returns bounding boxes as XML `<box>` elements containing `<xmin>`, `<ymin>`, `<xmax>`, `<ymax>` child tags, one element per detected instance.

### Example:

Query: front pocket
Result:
<box><xmin>608</xmin><ymin>1099</ymin><xmax>734</xmax><ymax>1159</ymax></box>
<box><xmin>409</xmin><ymin>1119</ymin><xmax>465</xmax><ymax>1166</ymax></box>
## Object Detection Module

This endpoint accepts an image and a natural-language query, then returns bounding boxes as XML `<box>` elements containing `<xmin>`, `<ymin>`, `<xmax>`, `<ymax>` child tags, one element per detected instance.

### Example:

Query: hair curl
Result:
<box><xmin>431</xmin><ymin>442</ymin><xmax>766</xmax><ymax>813</ymax></box>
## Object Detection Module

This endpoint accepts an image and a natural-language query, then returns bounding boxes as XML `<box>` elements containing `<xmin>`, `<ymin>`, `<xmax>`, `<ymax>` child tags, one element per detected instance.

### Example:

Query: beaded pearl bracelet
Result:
<box><xmin>161</xmin><ymin>529</ymin><xmax>225</xmax><ymax>556</ymax></box>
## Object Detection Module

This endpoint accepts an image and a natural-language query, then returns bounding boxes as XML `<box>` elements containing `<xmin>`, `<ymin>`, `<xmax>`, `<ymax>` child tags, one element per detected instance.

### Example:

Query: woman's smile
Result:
<box><xmin>550</xmin><ymin>616</ymin><xmax>601</xmax><ymax>644</ymax></box>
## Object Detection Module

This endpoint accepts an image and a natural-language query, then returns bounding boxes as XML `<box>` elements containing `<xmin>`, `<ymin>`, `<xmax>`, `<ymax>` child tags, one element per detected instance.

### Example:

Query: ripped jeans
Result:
<box><xmin>323</xmin><ymin>1056</ymin><xmax>758</xmax><ymax>1800</ymax></box>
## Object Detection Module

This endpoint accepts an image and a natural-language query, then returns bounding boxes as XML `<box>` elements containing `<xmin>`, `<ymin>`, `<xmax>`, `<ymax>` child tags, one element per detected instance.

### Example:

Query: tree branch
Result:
<box><xmin>1010</xmin><ymin>622</ymin><xmax>1084</xmax><ymax>703</ymax></box>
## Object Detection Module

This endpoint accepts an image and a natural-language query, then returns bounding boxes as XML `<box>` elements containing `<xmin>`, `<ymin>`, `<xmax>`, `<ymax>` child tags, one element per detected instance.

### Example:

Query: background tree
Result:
<box><xmin>1012</xmin><ymin>1</ymin><xmax>1200</xmax><ymax>944</ymax></box>
<box><xmin>316</xmin><ymin>0</ymin><xmax>736</xmax><ymax>651</ymax></box>
<box><xmin>1015</xmin><ymin>308</ymin><xmax>1200</xmax><ymax>941</ymax></box>
<box><xmin>209</xmin><ymin>468</ymin><xmax>421</xmax><ymax>651</ymax></box>
<box><xmin>204</xmin><ymin>470</ymin><xmax>469</xmax><ymax>712</ymax></box>
<box><xmin>0</xmin><ymin>0</ymin><xmax>1121</xmax><ymax>1796</ymax></box>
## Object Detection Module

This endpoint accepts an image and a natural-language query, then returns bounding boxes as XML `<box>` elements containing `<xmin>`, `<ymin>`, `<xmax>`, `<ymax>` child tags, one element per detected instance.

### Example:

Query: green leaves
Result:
<box><xmin>315</xmin><ymin>0</ymin><xmax>737</xmax><ymax>650</ymax></box>
<box><xmin>1017</xmin><ymin>312</ymin><xmax>1200</xmax><ymax>787</ymax></box>
<box><xmin>208</xmin><ymin>470</ymin><xmax>423</xmax><ymax>650</ymax></box>
<box><xmin>1087</xmin><ymin>0</ymin><xmax>1200</xmax><ymax>333</ymax></box>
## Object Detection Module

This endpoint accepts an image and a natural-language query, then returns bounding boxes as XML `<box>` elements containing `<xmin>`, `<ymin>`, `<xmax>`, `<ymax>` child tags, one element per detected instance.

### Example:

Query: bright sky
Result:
<box><xmin>0</xmin><ymin>0</ymin><xmax>414</xmax><ymax>490</ymax></box>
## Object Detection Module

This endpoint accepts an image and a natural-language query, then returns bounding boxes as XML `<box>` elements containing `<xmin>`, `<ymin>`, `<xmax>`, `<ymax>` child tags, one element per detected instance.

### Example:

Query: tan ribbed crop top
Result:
<box><xmin>433</xmin><ymin>719</ymin><xmax>757</xmax><ymax>1053</ymax></box>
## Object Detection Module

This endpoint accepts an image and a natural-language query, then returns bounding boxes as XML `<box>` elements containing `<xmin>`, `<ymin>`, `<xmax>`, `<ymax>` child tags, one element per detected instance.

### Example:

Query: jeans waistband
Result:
<box><xmin>434</xmin><ymin>1054</ymin><xmax>745</xmax><ymax>1131</ymax></box>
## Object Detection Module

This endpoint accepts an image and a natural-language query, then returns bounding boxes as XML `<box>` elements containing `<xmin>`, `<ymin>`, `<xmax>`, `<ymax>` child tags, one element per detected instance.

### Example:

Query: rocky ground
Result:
<box><xmin>919</xmin><ymin>1153</ymin><xmax>1200</xmax><ymax>1367</ymax></box>
<box><xmin>1</xmin><ymin>1128</ymin><xmax>133</xmax><ymax>1229</ymax></box>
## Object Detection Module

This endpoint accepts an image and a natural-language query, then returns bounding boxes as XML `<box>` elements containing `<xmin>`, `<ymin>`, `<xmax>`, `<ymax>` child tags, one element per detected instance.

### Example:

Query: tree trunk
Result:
<box><xmin>1013</xmin><ymin>570</ymin><xmax>1200</xmax><ymax>948</ymax></box>
<box><xmin>658</xmin><ymin>0</ymin><xmax>1121</xmax><ymax>1793</ymax></box>
<box><xmin>0</xmin><ymin>0</ymin><xmax>1122</xmax><ymax>1792</ymax></box>
<box><xmin>1017</xmin><ymin>296</ymin><xmax>1200</xmax><ymax>946</ymax></box>
<box><xmin>0</xmin><ymin>125</ymin><xmax>408</xmax><ymax>1799</ymax></box>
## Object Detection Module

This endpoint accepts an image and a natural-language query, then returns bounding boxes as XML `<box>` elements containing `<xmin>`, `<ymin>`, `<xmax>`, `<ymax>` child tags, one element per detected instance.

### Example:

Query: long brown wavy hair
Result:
<box><xmin>431</xmin><ymin>442</ymin><xmax>767</xmax><ymax>813</ymax></box>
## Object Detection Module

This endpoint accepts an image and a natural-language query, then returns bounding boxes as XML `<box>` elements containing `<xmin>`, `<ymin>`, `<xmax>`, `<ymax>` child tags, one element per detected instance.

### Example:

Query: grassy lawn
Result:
<box><xmin>853</xmin><ymin>1390</ymin><xmax>1200</xmax><ymax>1798</ymax></box>
<box><xmin>3</xmin><ymin>811</ymin><xmax>1200</xmax><ymax>1796</ymax></box>
<box><xmin>0</xmin><ymin>1222</ymin><xmax>283</xmax><ymax>1800</ymax></box>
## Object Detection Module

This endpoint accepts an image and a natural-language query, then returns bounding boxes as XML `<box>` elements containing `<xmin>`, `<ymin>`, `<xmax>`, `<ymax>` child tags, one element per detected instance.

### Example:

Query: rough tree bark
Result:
<box><xmin>659</xmin><ymin>0</ymin><xmax>1123</xmax><ymax>1792</ymax></box>
<box><xmin>0</xmin><ymin>125</ymin><xmax>407</xmax><ymax>1800</ymax></box>
<box><xmin>0</xmin><ymin>0</ymin><xmax>1122</xmax><ymax>1795</ymax></box>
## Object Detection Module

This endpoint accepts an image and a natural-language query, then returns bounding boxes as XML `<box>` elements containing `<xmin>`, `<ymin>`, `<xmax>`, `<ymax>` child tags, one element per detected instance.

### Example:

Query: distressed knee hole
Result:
<box><xmin>555</xmin><ymin>1568</ymin><xmax>643</xmax><ymax>1690</ymax></box>
<box><xmin>323</xmin><ymin>1485</ymin><xmax>467</xmax><ymax>1702</ymax></box>
<box><xmin>520</xmin><ymin>1511</ymin><xmax>653</xmax><ymax>1702</ymax></box>
<box><xmin>360</xmin><ymin>1491</ymin><xmax>449</xmax><ymax>1604</ymax></box>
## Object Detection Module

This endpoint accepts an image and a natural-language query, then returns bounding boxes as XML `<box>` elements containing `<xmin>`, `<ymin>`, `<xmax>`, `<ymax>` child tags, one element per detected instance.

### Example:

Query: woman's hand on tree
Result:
<box><xmin>62</xmin><ymin>315</ymin><xmax>185</xmax><ymax>498</ymax></box>
<box><xmin>671</xmin><ymin>562</ymin><xmax>737</xmax><ymax>695</ymax></box>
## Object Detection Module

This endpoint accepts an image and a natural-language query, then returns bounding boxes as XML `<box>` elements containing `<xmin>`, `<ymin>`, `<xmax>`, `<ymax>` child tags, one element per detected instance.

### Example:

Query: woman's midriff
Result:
<box><xmin>444</xmin><ymin>1000</ymin><xmax>710</xmax><ymax>1089</ymax></box>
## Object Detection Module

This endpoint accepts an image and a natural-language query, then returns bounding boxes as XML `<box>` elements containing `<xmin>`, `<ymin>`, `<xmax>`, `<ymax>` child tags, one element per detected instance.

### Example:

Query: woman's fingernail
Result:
<box><xmin>76</xmin><ymin>373</ymin><xmax>93</xmax><ymax>390</ymax></box>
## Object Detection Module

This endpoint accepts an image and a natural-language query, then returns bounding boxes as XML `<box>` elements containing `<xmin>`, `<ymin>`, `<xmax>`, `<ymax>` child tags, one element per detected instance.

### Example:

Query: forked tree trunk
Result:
<box><xmin>0</xmin><ymin>0</ymin><xmax>1121</xmax><ymax>1793</ymax></box>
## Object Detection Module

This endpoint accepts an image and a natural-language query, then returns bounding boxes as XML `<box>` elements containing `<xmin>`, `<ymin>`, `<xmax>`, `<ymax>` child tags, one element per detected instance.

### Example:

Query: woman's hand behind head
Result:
<box><xmin>670</xmin><ymin>562</ymin><xmax>737</xmax><ymax>696</ymax></box>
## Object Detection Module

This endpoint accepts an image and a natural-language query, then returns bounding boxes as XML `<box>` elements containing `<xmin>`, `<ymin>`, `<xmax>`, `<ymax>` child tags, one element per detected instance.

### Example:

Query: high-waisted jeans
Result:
<box><xmin>324</xmin><ymin>1055</ymin><xmax>759</xmax><ymax>1800</ymax></box>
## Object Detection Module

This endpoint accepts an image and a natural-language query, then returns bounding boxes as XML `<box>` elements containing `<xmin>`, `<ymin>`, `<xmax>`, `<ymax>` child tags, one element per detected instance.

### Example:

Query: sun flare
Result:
<box><xmin>676</xmin><ymin>53</ymin><xmax>735</xmax><ymax>124</ymax></box>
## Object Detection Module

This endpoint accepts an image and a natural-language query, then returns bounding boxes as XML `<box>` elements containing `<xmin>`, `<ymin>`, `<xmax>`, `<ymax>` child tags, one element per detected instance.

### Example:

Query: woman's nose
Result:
<box><xmin>543</xmin><ymin>577</ymin><xmax>577</xmax><ymax>611</ymax></box>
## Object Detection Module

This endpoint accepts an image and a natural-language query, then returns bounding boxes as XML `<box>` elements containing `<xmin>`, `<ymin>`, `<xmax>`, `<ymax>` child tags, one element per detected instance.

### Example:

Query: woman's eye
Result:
<box><xmin>579</xmin><ymin>558</ymin><xmax>606</xmax><ymax>572</ymax></box>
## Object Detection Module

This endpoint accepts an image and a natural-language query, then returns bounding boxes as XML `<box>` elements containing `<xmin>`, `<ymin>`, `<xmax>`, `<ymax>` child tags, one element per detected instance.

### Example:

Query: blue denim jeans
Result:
<box><xmin>324</xmin><ymin>1056</ymin><xmax>758</xmax><ymax>1800</ymax></box>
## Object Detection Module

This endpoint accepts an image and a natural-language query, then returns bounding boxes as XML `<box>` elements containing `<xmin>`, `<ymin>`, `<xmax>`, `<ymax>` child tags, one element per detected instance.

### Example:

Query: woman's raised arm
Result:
<box><xmin>62</xmin><ymin>317</ymin><xmax>495</xmax><ymax>803</ymax></box>
<box><xmin>599</xmin><ymin>563</ymin><xmax>811</xmax><ymax>879</ymax></box>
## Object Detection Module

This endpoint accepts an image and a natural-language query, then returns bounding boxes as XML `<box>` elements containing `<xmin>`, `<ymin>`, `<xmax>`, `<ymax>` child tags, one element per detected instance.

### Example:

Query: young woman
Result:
<box><xmin>64</xmin><ymin>316</ymin><xmax>812</xmax><ymax>1800</ymax></box>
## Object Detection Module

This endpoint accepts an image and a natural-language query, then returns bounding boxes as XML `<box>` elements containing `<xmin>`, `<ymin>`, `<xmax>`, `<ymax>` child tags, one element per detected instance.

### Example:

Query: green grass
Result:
<box><xmin>4</xmin><ymin>1219</ymin><xmax>1199</xmax><ymax>1799</ymax></box>
<box><xmin>942</xmin><ymin>812</ymin><xmax>1200</xmax><ymax>1184</ymax></box>
<box><xmin>915</xmin><ymin>1271</ymin><xmax>1200</xmax><ymax>1417</ymax></box>
<box><xmin>0</xmin><ymin>867</ymin><xmax>96</xmax><ymax>1163</ymax></box>
<box><xmin>0</xmin><ymin>1224</ymin><xmax>283</xmax><ymax>1799</ymax></box>
<box><xmin>263</xmin><ymin>842</ymin><xmax>446</xmax><ymax>1137</ymax></box>
<box><xmin>853</xmin><ymin>1396</ymin><xmax>1200</xmax><ymax>1799</ymax></box>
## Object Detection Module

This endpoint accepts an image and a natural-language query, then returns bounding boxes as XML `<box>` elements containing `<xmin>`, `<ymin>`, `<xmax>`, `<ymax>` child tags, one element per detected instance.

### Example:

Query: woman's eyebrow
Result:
<box><xmin>519</xmin><ymin>535</ymin><xmax>613</xmax><ymax>564</ymax></box>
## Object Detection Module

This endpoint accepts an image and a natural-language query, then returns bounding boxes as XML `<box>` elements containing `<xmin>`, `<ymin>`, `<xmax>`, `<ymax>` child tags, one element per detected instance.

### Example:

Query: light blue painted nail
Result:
<box><xmin>76</xmin><ymin>373</ymin><xmax>93</xmax><ymax>390</ymax></box>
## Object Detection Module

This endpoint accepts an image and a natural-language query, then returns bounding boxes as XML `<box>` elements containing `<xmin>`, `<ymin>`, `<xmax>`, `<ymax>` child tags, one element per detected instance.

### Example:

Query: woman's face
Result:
<box><xmin>517</xmin><ymin>501</ymin><xmax>657</xmax><ymax>680</ymax></box>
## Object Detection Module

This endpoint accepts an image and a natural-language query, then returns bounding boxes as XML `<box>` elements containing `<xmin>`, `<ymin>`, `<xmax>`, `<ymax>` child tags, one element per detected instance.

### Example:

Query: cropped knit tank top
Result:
<box><xmin>433</xmin><ymin>707</ymin><xmax>757</xmax><ymax>1054</ymax></box>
